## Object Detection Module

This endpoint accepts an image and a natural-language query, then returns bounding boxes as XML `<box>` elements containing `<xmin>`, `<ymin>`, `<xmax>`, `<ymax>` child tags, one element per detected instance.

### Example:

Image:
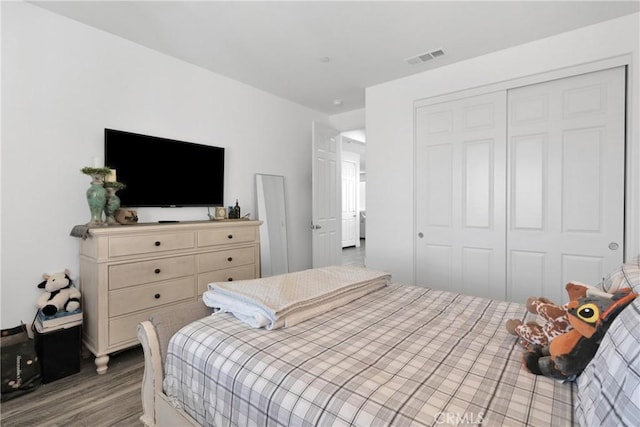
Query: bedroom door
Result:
<box><xmin>312</xmin><ymin>121</ymin><xmax>342</xmax><ymax>267</ymax></box>
<box><xmin>341</xmin><ymin>151</ymin><xmax>360</xmax><ymax>248</ymax></box>
<box><xmin>415</xmin><ymin>91</ymin><xmax>508</xmax><ymax>299</ymax></box>
<box><xmin>507</xmin><ymin>67</ymin><xmax>626</xmax><ymax>303</ymax></box>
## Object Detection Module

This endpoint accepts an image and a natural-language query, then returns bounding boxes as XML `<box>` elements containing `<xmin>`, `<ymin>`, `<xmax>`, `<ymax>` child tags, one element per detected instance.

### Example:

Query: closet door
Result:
<box><xmin>507</xmin><ymin>67</ymin><xmax>625</xmax><ymax>303</ymax></box>
<box><xmin>415</xmin><ymin>91</ymin><xmax>507</xmax><ymax>299</ymax></box>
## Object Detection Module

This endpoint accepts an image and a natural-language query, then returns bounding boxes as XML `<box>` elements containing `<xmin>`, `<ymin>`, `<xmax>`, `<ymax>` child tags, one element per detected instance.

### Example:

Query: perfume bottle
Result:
<box><xmin>233</xmin><ymin>200</ymin><xmax>241</xmax><ymax>219</ymax></box>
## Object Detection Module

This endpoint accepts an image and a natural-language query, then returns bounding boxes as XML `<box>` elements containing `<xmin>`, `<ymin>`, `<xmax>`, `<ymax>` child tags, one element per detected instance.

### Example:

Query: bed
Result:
<box><xmin>137</xmin><ymin>259</ymin><xmax>640</xmax><ymax>426</ymax></box>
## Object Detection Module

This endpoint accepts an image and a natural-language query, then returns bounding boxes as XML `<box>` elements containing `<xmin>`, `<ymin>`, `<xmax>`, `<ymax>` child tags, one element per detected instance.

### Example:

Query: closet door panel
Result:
<box><xmin>511</xmin><ymin>134</ymin><xmax>547</xmax><ymax>230</ymax></box>
<box><xmin>562</xmin><ymin>128</ymin><xmax>603</xmax><ymax>232</ymax></box>
<box><xmin>425</xmin><ymin>144</ymin><xmax>453</xmax><ymax>227</ymax></box>
<box><xmin>507</xmin><ymin>67</ymin><xmax>625</xmax><ymax>303</ymax></box>
<box><xmin>461</xmin><ymin>247</ymin><xmax>493</xmax><ymax>297</ymax></box>
<box><xmin>464</xmin><ymin>140</ymin><xmax>492</xmax><ymax>228</ymax></box>
<box><xmin>416</xmin><ymin>91</ymin><xmax>507</xmax><ymax>299</ymax></box>
<box><xmin>561</xmin><ymin>254</ymin><xmax>604</xmax><ymax>287</ymax></box>
<box><xmin>510</xmin><ymin>251</ymin><xmax>546</xmax><ymax>303</ymax></box>
<box><xmin>420</xmin><ymin>244</ymin><xmax>453</xmax><ymax>289</ymax></box>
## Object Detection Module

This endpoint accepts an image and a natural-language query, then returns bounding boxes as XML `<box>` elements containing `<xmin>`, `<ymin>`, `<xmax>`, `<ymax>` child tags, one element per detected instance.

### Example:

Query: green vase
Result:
<box><xmin>105</xmin><ymin>188</ymin><xmax>121</xmax><ymax>224</ymax></box>
<box><xmin>86</xmin><ymin>175</ymin><xmax>106</xmax><ymax>226</ymax></box>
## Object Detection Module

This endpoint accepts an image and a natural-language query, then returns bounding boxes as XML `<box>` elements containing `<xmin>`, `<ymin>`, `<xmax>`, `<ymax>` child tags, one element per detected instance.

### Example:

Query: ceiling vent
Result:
<box><xmin>406</xmin><ymin>48</ymin><xmax>445</xmax><ymax>65</ymax></box>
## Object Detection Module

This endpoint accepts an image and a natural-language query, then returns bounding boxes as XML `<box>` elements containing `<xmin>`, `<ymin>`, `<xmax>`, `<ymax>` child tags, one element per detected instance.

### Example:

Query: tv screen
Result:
<box><xmin>104</xmin><ymin>129</ymin><xmax>224</xmax><ymax>207</ymax></box>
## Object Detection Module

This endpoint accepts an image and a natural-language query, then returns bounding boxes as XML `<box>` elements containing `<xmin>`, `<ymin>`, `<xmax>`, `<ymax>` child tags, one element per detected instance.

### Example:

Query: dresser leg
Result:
<box><xmin>95</xmin><ymin>354</ymin><xmax>110</xmax><ymax>374</ymax></box>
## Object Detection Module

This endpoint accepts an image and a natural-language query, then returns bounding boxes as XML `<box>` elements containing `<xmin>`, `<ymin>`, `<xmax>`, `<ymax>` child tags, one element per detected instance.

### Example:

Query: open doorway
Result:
<box><xmin>341</xmin><ymin>130</ymin><xmax>366</xmax><ymax>267</ymax></box>
<box><xmin>312</xmin><ymin>117</ymin><xmax>366</xmax><ymax>269</ymax></box>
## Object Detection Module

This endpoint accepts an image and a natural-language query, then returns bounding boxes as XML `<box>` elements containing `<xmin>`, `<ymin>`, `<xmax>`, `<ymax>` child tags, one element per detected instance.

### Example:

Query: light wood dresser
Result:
<box><xmin>79</xmin><ymin>220</ymin><xmax>261</xmax><ymax>373</ymax></box>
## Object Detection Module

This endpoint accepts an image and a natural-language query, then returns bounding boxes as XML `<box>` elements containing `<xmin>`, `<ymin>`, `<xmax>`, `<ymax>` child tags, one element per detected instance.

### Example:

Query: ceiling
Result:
<box><xmin>31</xmin><ymin>1</ymin><xmax>640</xmax><ymax>114</ymax></box>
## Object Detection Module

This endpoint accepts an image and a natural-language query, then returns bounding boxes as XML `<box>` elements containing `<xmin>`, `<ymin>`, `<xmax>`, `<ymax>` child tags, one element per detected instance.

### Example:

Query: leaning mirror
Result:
<box><xmin>256</xmin><ymin>174</ymin><xmax>289</xmax><ymax>276</ymax></box>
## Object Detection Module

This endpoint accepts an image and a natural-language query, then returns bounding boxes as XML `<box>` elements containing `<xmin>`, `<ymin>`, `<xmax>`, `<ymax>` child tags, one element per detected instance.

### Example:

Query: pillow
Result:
<box><xmin>575</xmin><ymin>255</ymin><xmax>640</xmax><ymax>426</ymax></box>
<box><xmin>600</xmin><ymin>254</ymin><xmax>640</xmax><ymax>293</ymax></box>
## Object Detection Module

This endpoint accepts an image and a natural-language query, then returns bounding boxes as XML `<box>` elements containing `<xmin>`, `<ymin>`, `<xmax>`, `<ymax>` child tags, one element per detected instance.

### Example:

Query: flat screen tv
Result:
<box><xmin>104</xmin><ymin>129</ymin><xmax>224</xmax><ymax>207</ymax></box>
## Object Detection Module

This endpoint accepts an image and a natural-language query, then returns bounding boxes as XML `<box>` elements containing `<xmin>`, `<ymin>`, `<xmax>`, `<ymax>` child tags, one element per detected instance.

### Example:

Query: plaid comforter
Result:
<box><xmin>164</xmin><ymin>283</ymin><xmax>575</xmax><ymax>426</ymax></box>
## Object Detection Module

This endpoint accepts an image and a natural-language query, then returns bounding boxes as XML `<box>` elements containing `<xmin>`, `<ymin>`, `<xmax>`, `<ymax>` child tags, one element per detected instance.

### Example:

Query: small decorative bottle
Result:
<box><xmin>233</xmin><ymin>200</ymin><xmax>241</xmax><ymax>219</ymax></box>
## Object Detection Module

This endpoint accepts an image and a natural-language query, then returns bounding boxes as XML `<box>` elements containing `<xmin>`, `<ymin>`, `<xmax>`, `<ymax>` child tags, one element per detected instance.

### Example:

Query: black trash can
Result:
<box><xmin>33</xmin><ymin>325</ymin><xmax>82</xmax><ymax>383</ymax></box>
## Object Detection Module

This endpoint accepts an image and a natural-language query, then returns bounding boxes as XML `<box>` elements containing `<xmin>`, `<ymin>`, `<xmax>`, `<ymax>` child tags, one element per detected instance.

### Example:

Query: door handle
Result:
<box><xmin>608</xmin><ymin>242</ymin><xmax>619</xmax><ymax>250</ymax></box>
<box><xmin>311</xmin><ymin>224</ymin><xmax>322</xmax><ymax>230</ymax></box>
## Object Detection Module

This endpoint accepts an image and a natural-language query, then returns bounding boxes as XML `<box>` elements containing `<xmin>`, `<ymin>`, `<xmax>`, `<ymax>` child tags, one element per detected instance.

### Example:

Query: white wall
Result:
<box><xmin>366</xmin><ymin>13</ymin><xmax>640</xmax><ymax>284</ymax></box>
<box><xmin>329</xmin><ymin>108</ymin><xmax>365</xmax><ymax>132</ymax></box>
<box><xmin>1</xmin><ymin>2</ymin><xmax>326</xmax><ymax>327</ymax></box>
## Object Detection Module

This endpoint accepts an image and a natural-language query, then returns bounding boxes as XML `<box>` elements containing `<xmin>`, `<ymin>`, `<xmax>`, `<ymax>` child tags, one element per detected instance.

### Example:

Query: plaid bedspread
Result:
<box><xmin>164</xmin><ymin>283</ymin><xmax>575</xmax><ymax>426</ymax></box>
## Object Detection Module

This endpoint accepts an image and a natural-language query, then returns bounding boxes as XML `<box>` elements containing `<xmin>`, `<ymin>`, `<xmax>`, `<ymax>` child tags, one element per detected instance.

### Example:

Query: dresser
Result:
<box><xmin>79</xmin><ymin>220</ymin><xmax>261</xmax><ymax>373</ymax></box>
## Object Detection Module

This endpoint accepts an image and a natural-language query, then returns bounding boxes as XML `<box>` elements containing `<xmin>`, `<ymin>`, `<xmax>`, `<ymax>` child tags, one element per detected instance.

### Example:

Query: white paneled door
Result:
<box><xmin>415</xmin><ymin>67</ymin><xmax>626</xmax><ymax>303</ymax></box>
<box><xmin>507</xmin><ymin>67</ymin><xmax>625</xmax><ymax>303</ymax></box>
<box><xmin>312</xmin><ymin>121</ymin><xmax>342</xmax><ymax>268</ymax></box>
<box><xmin>415</xmin><ymin>91</ymin><xmax>508</xmax><ymax>299</ymax></box>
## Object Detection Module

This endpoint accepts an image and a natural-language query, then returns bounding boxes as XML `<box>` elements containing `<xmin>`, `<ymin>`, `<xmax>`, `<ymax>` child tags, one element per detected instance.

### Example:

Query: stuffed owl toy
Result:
<box><xmin>523</xmin><ymin>288</ymin><xmax>637</xmax><ymax>381</ymax></box>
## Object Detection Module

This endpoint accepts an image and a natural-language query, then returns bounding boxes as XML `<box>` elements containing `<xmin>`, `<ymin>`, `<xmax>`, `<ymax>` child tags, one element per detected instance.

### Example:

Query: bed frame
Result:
<box><xmin>136</xmin><ymin>259</ymin><xmax>639</xmax><ymax>427</ymax></box>
<box><xmin>136</xmin><ymin>298</ymin><xmax>572</xmax><ymax>427</ymax></box>
<box><xmin>137</xmin><ymin>302</ymin><xmax>211</xmax><ymax>427</ymax></box>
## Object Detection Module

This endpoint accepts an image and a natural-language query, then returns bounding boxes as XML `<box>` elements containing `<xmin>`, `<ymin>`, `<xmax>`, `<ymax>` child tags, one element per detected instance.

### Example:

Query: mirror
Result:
<box><xmin>256</xmin><ymin>174</ymin><xmax>289</xmax><ymax>276</ymax></box>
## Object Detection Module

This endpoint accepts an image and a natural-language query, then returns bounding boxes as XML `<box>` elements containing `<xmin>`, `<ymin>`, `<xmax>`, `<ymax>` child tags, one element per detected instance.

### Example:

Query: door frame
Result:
<box><xmin>413</xmin><ymin>54</ymin><xmax>636</xmax><ymax>285</ymax></box>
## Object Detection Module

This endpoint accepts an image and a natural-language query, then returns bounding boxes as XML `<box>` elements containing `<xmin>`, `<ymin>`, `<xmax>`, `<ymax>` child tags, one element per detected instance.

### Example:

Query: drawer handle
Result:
<box><xmin>227</xmin><ymin>278</ymin><xmax>233</xmax><ymax>282</ymax></box>
<box><xmin>154</xmin><ymin>241</ymin><xmax>161</xmax><ymax>247</ymax></box>
<box><xmin>227</xmin><ymin>257</ymin><xmax>233</xmax><ymax>262</ymax></box>
<box><xmin>227</xmin><ymin>234</ymin><xmax>233</xmax><ymax>239</ymax></box>
<box><xmin>154</xmin><ymin>293</ymin><xmax>161</xmax><ymax>299</ymax></box>
<box><xmin>154</xmin><ymin>268</ymin><xmax>161</xmax><ymax>274</ymax></box>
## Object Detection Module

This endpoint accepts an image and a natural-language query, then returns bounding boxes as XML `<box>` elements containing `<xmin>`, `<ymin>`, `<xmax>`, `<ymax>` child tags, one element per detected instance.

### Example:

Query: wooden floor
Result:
<box><xmin>1</xmin><ymin>346</ymin><xmax>145</xmax><ymax>427</ymax></box>
<box><xmin>342</xmin><ymin>239</ymin><xmax>366</xmax><ymax>267</ymax></box>
<box><xmin>1</xmin><ymin>243</ymin><xmax>366</xmax><ymax>426</ymax></box>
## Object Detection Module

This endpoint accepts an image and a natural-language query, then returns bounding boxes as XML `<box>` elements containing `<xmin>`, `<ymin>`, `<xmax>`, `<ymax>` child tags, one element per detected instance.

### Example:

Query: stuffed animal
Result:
<box><xmin>523</xmin><ymin>288</ymin><xmax>637</xmax><ymax>381</ymax></box>
<box><xmin>115</xmin><ymin>208</ymin><xmax>138</xmax><ymax>225</ymax></box>
<box><xmin>36</xmin><ymin>270</ymin><xmax>81</xmax><ymax>316</ymax></box>
<box><xmin>506</xmin><ymin>297</ymin><xmax>570</xmax><ymax>349</ymax></box>
<box><xmin>505</xmin><ymin>282</ymin><xmax>606</xmax><ymax>349</ymax></box>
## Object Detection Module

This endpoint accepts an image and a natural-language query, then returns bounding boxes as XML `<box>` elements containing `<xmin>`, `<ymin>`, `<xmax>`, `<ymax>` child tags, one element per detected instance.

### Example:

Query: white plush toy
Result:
<box><xmin>36</xmin><ymin>269</ymin><xmax>81</xmax><ymax>316</ymax></box>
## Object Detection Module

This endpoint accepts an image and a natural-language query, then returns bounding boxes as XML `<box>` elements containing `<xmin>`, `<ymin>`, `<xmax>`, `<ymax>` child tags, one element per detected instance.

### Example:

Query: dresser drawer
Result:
<box><xmin>109</xmin><ymin>277</ymin><xmax>195</xmax><ymax>317</ymax></box>
<box><xmin>109</xmin><ymin>255</ymin><xmax>195</xmax><ymax>290</ymax></box>
<box><xmin>108</xmin><ymin>310</ymin><xmax>153</xmax><ymax>347</ymax></box>
<box><xmin>109</xmin><ymin>232</ymin><xmax>195</xmax><ymax>257</ymax></box>
<box><xmin>197</xmin><ymin>265</ymin><xmax>257</xmax><ymax>294</ymax></box>
<box><xmin>198</xmin><ymin>227</ymin><xmax>256</xmax><ymax>247</ymax></box>
<box><xmin>197</xmin><ymin>247</ymin><xmax>255</xmax><ymax>273</ymax></box>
